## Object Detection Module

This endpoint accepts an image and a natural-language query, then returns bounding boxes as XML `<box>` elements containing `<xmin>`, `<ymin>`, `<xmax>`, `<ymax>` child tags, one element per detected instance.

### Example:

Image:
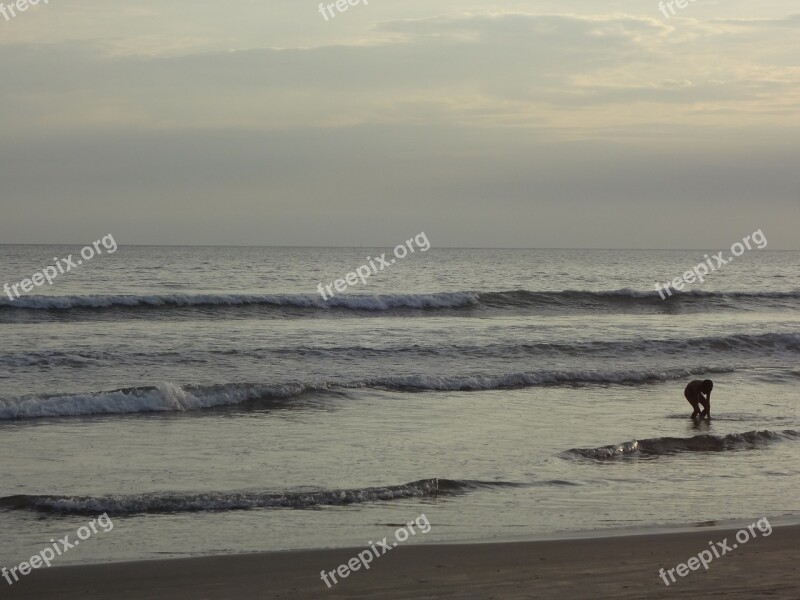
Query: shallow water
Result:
<box><xmin>1</xmin><ymin>246</ymin><xmax>798</xmax><ymax>565</ymax></box>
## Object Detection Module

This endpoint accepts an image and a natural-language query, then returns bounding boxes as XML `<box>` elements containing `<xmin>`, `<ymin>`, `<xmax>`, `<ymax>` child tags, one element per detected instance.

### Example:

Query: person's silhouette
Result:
<box><xmin>684</xmin><ymin>379</ymin><xmax>713</xmax><ymax>419</ymax></box>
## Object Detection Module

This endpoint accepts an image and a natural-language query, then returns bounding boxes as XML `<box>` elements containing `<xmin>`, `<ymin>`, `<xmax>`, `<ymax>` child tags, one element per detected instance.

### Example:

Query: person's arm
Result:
<box><xmin>702</xmin><ymin>392</ymin><xmax>711</xmax><ymax>418</ymax></box>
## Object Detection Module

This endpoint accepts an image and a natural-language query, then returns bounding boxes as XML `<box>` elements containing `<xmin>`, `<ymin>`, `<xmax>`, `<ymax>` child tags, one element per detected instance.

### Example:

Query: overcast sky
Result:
<box><xmin>1</xmin><ymin>1</ymin><xmax>798</xmax><ymax>248</ymax></box>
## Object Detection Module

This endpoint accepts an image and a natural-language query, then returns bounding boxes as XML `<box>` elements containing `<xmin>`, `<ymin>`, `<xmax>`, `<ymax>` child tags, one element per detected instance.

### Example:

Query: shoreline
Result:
<box><xmin>6</xmin><ymin>522</ymin><xmax>799</xmax><ymax>599</ymax></box>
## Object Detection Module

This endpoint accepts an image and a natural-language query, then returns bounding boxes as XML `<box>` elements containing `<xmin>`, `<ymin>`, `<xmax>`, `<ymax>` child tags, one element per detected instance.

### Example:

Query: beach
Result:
<box><xmin>3</xmin><ymin>0</ymin><xmax>798</xmax><ymax>596</ymax></box>
<box><xmin>7</xmin><ymin>524</ymin><xmax>799</xmax><ymax>599</ymax></box>
<box><xmin>2</xmin><ymin>246</ymin><xmax>799</xmax><ymax>596</ymax></box>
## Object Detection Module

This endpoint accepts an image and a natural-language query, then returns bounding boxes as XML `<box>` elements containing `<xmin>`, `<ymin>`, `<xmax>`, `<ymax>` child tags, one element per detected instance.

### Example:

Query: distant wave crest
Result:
<box><xmin>2</xmin><ymin>333</ymin><xmax>798</xmax><ymax>368</ymax></box>
<box><xmin>1</xmin><ymin>289</ymin><xmax>798</xmax><ymax>315</ymax></box>
<box><xmin>0</xmin><ymin>292</ymin><xmax>479</xmax><ymax>311</ymax></box>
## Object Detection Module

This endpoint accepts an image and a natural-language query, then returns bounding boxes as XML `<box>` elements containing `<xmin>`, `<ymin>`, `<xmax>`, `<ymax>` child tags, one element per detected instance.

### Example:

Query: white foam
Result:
<box><xmin>0</xmin><ymin>366</ymin><xmax>736</xmax><ymax>420</ymax></box>
<box><xmin>0</xmin><ymin>382</ymin><xmax>297</xmax><ymax>419</ymax></box>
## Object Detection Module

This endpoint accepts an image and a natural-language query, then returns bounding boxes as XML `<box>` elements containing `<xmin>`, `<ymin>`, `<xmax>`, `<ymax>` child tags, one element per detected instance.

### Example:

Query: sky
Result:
<box><xmin>0</xmin><ymin>0</ymin><xmax>798</xmax><ymax>248</ymax></box>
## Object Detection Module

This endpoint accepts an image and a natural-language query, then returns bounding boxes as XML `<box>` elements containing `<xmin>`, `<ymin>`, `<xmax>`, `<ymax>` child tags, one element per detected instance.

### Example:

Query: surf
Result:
<box><xmin>0</xmin><ymin>366</ymin><xmax>736</xmax><ymax>420</ymax></box>
<box><xmin>565</xmin><ymin>430</ymin><xmax>800</xmax><ymax>460</ymax></box>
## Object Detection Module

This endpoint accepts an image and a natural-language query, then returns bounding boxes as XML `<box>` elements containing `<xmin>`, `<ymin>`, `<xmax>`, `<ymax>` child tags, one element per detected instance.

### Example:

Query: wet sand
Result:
<box><xmin>6</xmin><ymin>524</ymin><xmax>800</xmax><ymax>599</ymax></box>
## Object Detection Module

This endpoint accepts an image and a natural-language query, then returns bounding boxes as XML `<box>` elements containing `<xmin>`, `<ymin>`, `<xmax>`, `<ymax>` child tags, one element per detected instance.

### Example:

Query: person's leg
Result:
<box><xmin>686</xmin><ymin>392</ymin><xmax>700</xmax><ymax>418</ymax></box>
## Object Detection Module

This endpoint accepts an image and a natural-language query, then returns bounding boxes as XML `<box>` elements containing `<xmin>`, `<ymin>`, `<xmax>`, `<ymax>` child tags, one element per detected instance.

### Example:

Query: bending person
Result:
<box><xmin>684</xmin><ymin>379</ymin><xmax>713</xmax><ymax>419</ymax></box>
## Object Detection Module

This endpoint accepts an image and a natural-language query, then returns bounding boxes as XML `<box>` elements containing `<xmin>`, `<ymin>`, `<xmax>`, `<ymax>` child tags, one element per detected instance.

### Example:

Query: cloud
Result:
<box><xmin>0</xmin><ymin>7</ymin><xmax>798</xmax><ymax>247</ymax></box>
<box><xmin>1</xmin><ymin>12</ymin><xmax>797</xmax><ymax>138</ymax></box>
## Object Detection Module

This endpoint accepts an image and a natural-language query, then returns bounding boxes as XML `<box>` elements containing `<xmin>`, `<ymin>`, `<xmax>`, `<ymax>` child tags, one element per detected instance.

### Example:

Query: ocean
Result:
<box><xmin>1</xmin><ymin>245</ymin><xmax>799</xmax><ymax>566</ymax></box>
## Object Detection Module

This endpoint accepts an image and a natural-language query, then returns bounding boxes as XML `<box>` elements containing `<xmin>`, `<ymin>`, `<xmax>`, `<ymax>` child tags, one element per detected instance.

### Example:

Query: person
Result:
<box><xmin>684</xmin><ymin>379</ymin><xmax>713</xmax><ymax>419</ymax></box>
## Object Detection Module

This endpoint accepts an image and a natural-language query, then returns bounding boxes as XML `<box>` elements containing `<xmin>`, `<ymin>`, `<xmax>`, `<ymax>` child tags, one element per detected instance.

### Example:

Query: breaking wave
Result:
<box><xmin>566</xmin><ymin>430</ymin><xmax>800</xmax><ymax>460</ymax></box>
<box><xmin>0</xmin><ymin>478</ymin><xmax>514</xmax><ymax>515</ymax></box>
<box><xmin>0</xmin><ymin>366</ymin><xmax>734</xmax><ymax>420</ymax></box>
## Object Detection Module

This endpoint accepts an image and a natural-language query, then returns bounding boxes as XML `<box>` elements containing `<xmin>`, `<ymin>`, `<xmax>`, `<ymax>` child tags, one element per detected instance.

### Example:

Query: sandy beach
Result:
<box><xmin>6</xmin><ymin>524</ymin><xmax>799</xmax><ymax>599</ymax></box>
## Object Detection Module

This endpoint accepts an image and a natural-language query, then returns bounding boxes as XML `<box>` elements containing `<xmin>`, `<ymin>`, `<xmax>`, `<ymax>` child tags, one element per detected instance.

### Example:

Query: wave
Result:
<box><xmin>281</xmin><ymin>332</ymin><xmax>799</xmax><ymax>361</ymax></box>
<box><xmin>501</xmin><ymin>332</ymin><xmax>800</xmax><ymax>359</ymax></box>
<box><xmin>0</xmin><ymin>292</ymin><xmax>478</xmax><ymax>312</ymax></box>
<box><xmin>363</xmin><ymin>366</ymin><xmax>733</xmax><ymax>392</ymax></box>
<box><xmin>1</xmin><ymin>288</ymin><xmax>798</xmax><ymax>316</ymax></box>
<box><xmin>3</xmin><ymin>333</ymin><xmax>798</xmax><ymax>369</ymax></box>
<box><xmin>0</xmin><ymin>478</ymin><xmax>514</xmax><ymax>515</ymax></box>
<box><xmin>566</xmin><ymin>430</ymin><xmax>800</xmax><ymax>460</ymax></box>
<box><xmin>0</xmin><ymin>350</ymin><xmax>102</xmax><ymax>368</ymax></box>
<box><xmin>0</xmin><ymin>366</ymin><xmax>734</xmax><ymax>420</ymax></box>
<box><xmin>0</xmin><ymin>382</ymin><xmax>304</xmax><ymax>420</ymax></box>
